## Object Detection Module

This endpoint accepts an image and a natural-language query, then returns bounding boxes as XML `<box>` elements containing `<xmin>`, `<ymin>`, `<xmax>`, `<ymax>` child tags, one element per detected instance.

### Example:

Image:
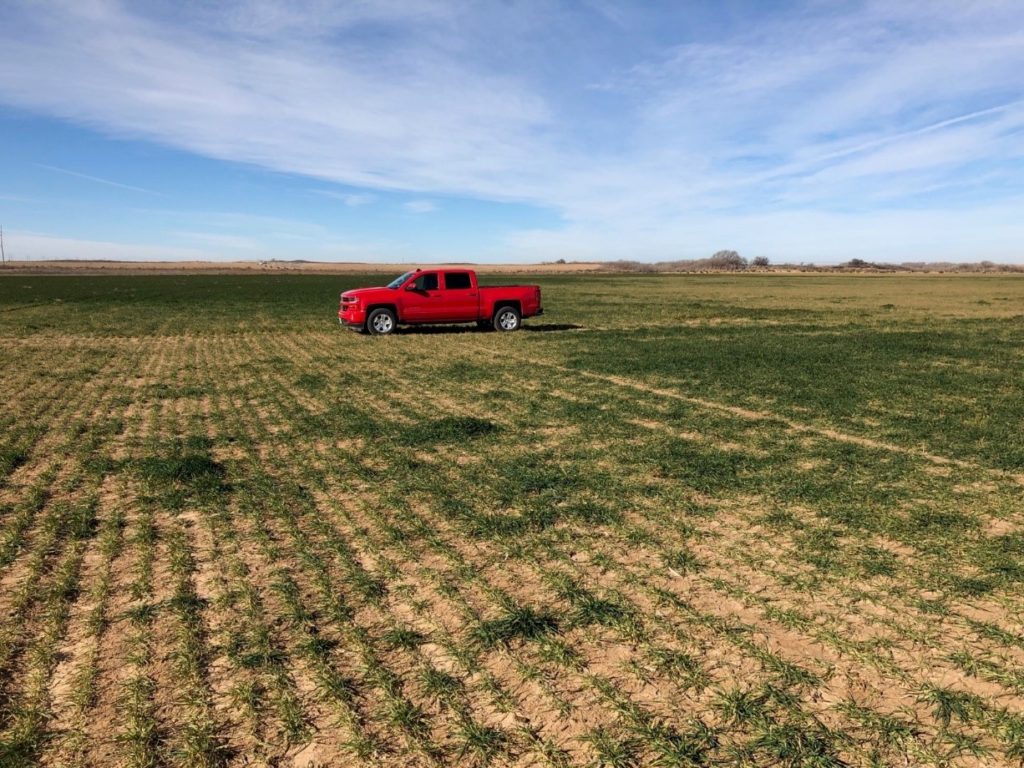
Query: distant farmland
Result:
<box><xmin>2</xmin><ymin>272</ymin><xmax>1024</xmax><ymax>767</ymax></box>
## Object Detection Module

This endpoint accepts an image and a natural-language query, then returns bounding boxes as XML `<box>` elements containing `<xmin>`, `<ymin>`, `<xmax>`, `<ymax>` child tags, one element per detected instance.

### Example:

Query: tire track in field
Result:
<box><xmin>0</xmin><ymin>337</ymin><xmax>144</xmax><ymax>745</ymax></box>
<box><xmin>41</xmin><ymin>507</ymin><xmax>125</xmax><ymax>767</ymax></box>
<box><xmin>213</xmin><ymin>334</ymin><xmax>451</xmax><ymax>764</ymax></box>
<box><xmin>500</xmin><ymin>351</ymin><xmax>1024</xmax><ymax>484</ymax></box>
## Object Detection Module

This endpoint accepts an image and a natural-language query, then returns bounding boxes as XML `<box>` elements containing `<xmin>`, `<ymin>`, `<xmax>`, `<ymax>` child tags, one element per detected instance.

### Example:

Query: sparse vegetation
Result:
<box><xmin>1</xmin><ymin>271</ymin><xmax>1024</xmax><ymax>765</ymax></box>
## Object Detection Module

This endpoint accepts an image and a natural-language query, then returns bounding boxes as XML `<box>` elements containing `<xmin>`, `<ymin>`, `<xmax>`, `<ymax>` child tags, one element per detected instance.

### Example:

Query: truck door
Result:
<box><xmin>439</xmin><ymin>271</ymin><xmax>479</xmax><ymax>322</ymax></box>
<box><xmin>401</xmin><ymin>272</ymin><xmax>444</xmax><ymax>322</ymax></box>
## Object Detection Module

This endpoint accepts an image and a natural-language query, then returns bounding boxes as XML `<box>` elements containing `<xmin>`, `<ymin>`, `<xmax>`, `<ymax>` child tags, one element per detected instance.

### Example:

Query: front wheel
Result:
<box><xmin>493</xmin><ymin>306</ymin><xmax>521</xmax><ymax>332</ymax></box>
<box><xmin>366</xmin><ymin>308</ymin><xmax>397</xmax><ymax>336</ymax></box>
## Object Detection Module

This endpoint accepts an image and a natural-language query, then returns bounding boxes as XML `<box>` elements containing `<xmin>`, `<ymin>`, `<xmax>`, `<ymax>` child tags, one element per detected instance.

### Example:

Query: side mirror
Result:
<box><xmin>405</xmin><ymin>284</ymin><xmax>418</xmax><ymax>291</ymax></box>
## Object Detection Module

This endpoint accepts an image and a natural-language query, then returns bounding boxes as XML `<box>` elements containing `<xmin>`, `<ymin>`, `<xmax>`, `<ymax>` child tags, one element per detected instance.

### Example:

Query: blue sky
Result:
<box><xmin>1</xmin><ymin>1</ymin><xmax>1023</xmax><ymax>264</ymax></box>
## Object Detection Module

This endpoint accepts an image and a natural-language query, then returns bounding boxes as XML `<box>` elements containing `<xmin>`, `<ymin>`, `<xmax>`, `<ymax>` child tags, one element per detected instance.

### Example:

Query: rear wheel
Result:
<box><xmin>493</xmin><ymin>306</ymin><xmax>521</xmax><ymax>332</ymax></box>
<box><xmin>366</xmin><ymin>308</ymin><xmax>397</xmax><ymax>336</ymax></box>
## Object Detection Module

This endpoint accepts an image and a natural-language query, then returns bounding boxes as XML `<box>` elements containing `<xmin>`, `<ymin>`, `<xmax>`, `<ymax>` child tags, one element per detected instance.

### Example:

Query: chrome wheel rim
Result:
<box><xmin>373</xmin><ymin>314</ymin><xmax>394</xmax><ymax>333</ymax></box>
<box><xmin>498</xmin><ymin>311</ymin><xmax>518</xmax><ymax>330</ymax></box>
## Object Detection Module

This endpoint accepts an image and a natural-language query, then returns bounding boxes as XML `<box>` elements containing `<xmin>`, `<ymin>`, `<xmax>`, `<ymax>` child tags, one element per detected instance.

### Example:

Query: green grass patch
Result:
<box><xmin>473</xmin><ymin>605</ymin><xmax>561</xmax><ymax>647</ymax></box>
<box><xmin>401</xmin><ymin>416</ymin><xmax>498</xmax><ymax>445</ymax></box>
<box><xmin>133</xmin><ymin>436</ymin><xmax>228</xmax><ymax>507</ymax></box>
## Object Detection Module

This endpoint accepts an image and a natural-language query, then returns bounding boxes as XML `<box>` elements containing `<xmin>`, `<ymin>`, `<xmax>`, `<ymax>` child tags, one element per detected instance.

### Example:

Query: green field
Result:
<box><xmin>2</xmin><ymin>272</ymin><xmax>1024</xmax><ymax>767</ymax></box>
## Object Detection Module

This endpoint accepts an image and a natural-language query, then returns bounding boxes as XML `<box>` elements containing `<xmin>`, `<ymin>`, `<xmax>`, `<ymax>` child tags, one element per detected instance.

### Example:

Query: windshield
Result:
<box><xmin>386</xmin><ymin>271</ymin><xmax>415</xmax><ymax>289</ymax></box>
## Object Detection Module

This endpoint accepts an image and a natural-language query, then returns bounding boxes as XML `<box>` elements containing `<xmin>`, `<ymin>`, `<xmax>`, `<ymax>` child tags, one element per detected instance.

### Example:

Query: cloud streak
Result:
<box><xmin>311</xmin><ymin>190</ymin><xmax>377</xmax><ymax>207</ymax></box>
<box><xmin>2</xmin><ymin>1</ymin><xmax>1024</xmax><ymax>261</ymax></box>
<box><xmin>35</xmin><ymin>163</ymin><xmax>165</xmax><ymax>196</ymax></box>
<box><xmin>0</xmin><ymin>1</ymin><xmax>551</xmax><ymax>200</ymax></box>
<box><xmin>404</xmin><ymin>200</ymin><xmax>437</xmax><ymax>214</ymax></box>
<box><xmin>2</xmin><ymin>230</ymin><xmax>207</xmax><ymax>261</ymax></box>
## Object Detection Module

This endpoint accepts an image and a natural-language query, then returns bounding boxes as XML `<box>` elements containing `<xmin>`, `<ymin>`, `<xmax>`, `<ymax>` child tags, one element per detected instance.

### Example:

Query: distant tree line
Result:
<box><xmin>837</xmin><ymin>258</ymin><xmax>1024</xmax><ymax>273</ymax></box>
<box><xmin>602</xmin><ymin>250</ymin><xmax>771</xmax><ymax>273</ymax></box>
<box><xmin>570</xmin><ymin>252</ymin><xmax>1023</xmax><ymax>274</ymax></box>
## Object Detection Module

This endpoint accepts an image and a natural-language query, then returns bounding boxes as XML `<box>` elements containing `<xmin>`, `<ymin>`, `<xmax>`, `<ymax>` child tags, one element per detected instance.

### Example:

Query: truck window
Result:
<box><xmin>411</xmin><ymin>273</ymin><xmax>438</xmax><ymax>291</ymax></box>
<box><xmin>444</xmin><ymin>272</ymin><xmax>472</xmax><ymax>290</ymax></box>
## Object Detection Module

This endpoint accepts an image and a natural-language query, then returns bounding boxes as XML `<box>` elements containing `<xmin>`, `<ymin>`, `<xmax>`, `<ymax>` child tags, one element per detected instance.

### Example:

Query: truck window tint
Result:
<box><xmin>445</xmin><ymin>272</ymin><xmax>472</xmax><ymax>290</ymax></box>
<box><xmin>412</xmin><ymin>273</ymin><xmax>438</xmax><ymax>291</ymax></box>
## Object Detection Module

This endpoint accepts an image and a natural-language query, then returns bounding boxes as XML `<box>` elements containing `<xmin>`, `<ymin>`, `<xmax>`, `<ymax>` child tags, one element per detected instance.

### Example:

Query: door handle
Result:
<box><xmin>468</xmin><ymin>293</ymin><xmax>478</xmax><ymax>297</ymax></box>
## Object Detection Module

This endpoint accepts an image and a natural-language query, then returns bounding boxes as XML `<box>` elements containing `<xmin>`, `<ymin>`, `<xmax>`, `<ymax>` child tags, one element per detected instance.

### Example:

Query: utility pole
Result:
<box><xmin>0</xmin><ymin>225</ymin><xmax>5</xmax><ymax>265</ymax></box>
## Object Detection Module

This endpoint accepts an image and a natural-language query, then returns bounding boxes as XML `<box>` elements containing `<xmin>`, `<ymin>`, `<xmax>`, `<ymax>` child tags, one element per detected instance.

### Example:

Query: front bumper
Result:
<box><xmin>338</xmin><ymin>306</ymin><xmax>367</xmax><ymax>327</ymax></box>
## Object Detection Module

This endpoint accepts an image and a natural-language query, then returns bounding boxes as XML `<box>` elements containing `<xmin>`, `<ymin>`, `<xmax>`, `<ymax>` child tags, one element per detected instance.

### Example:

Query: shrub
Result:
<box><xmin>708</xmin><ymin>250</ymin><xmax>748</xmax><ymax>270</ymax></box>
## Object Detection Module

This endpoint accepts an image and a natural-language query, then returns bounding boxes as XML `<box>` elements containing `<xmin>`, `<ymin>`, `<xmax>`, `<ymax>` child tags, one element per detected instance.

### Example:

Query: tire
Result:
<box><xmin>366</xmin><ymin>308</ymin><xmax>397</xmax><ymax>336</ymax></box>
<box><xmin>493</xmin><ymin>305</ymin><xmax>521</xmax><ymax>332</ymax></box>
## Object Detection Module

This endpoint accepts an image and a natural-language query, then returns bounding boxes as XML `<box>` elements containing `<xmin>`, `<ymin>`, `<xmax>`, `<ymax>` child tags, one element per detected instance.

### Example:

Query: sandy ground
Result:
<box><xmin>0</xmin><ymin>259</ymin><xmax>605</xmax><ymax>275</ymax></box>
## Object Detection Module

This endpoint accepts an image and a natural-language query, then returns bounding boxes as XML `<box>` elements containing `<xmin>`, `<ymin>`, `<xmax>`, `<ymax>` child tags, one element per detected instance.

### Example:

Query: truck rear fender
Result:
<box><xmin>491</xmin><ymin>299</ymin><xmax>521</xmax><ymax>319</ymax></box>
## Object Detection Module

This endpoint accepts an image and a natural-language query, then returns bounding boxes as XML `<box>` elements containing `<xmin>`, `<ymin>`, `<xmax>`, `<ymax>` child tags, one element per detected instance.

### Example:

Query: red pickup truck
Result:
<box><xmin>338</xmin><ymin>268</ymin><xmax>543</xmax><ymax>335</ymax></box>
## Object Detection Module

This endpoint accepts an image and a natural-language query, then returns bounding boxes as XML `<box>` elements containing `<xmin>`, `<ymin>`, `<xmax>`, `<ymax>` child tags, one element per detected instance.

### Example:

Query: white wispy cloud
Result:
<box><xmin>135</xmin><ymin>208</ymin><xmax>336</xmax><ymax>241</ymax></box>
<box><xmin>175</xmin><ymin>232</ymin><xmax>261</xmax><ymax>250</ymax></box>
<box><xmin>311</xmin><ymin>190</ymin><xmax>377</xmax><ymax>206</ymax></box>
<box><xmin>505</xmin><ymin>199</ymin><xmax>1024</xmax><ymax>264</ymax></box>
<box><xmin>3</xmin><ymin>230</ymin><xmax>207</xmax><ymax>261</ymax></box>
<box><xmin>143</xmin><ymin>208</ymin><xmax>403</xmax><ymax>257</ymax></box>
<box><xmin>0</xmin><ymin>1</ymin><xmax>551</xmax><ymax>200</ymax></box>
<box><xmin>35</xmin><ymin>163</ymin><xmax>165</xmax><ymax>196</ymax></box>
<box><xmin>4</xmin><ymin>227</ymin><xmax>404</xmax><ymax>262</ymax></box>
<box><xmin>2</xmin><ymin>1</ymin><xmax>1024</xmax><ymax>260</ymax></box>
<box><xmin>404</xmin><ymin>200</ymin><xmax>437</xmax><ymax>214</ymax></box>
